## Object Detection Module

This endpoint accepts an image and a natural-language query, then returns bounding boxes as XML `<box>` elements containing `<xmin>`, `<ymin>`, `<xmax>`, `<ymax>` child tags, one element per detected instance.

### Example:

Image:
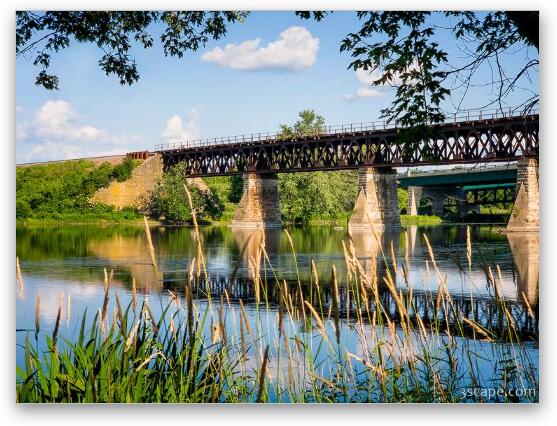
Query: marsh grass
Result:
<box><xmin>16</xmin><ymin>203</ymin><xmax>538</xmax><ymax>403</ymax></box>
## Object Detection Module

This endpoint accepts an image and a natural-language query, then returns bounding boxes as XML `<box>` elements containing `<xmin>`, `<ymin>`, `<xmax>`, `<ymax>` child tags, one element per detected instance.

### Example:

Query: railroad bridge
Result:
<box><xmin>155</xmin><ymin>112</ymin><xmax>539</xmax><ymax>232</ymax></box>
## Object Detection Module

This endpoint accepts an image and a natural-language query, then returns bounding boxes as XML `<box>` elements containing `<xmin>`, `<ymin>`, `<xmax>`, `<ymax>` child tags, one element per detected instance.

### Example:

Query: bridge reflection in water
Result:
<box><xmin>73</xmin><ymin>224</ymin><xmax>538</xmax><ymax>341</ymax></box>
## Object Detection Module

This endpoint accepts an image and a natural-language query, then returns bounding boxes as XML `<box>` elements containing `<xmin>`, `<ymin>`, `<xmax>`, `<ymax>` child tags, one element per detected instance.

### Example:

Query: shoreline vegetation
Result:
<box><xmin>16</xmin><ymin>110</ymin><xmax>511</xmax><ymax>228</ymax></box>
<box><xmin>15</xmin><ymin>191</ymin><xmax>538</xmax><ymax>403</ymax></box>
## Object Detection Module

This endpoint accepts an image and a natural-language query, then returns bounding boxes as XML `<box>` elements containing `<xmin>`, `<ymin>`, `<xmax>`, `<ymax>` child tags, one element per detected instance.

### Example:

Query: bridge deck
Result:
<box><xmin>157</xmin><ymin>114</ymin><xmax>538</xmax><ymax>177</ymax></box>
<box><xmin>398</xmin><ymin>165</ymin><xmax>518</xmax><ymax>188</ymax></box>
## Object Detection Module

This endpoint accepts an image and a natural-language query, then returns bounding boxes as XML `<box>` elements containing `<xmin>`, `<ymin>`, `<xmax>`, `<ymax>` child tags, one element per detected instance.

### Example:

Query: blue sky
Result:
<box><xmin>15</xmin><ymin>11</ymin><xmax>539</xmax><ymax>163</ymax></box>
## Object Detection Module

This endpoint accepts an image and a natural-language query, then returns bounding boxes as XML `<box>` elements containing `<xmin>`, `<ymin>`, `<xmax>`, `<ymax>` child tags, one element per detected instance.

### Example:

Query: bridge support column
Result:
<box><xmin>349</xmin><ymin>166</ymin><xmax>400</xmax><ymax>230</ymax></box>
<box><xmin>507</xmin><ymin>157</ymin><xmax>539</xmax><ymax>232</ymax></box>
<box><xmin>231</xmin><ymin>173</ymin><xmax>282</xmax><ymax>229</ymax></box>
<box><xmin>406</xmin><ymin>186</ymin><xmax>422</xmax><ymax>216</ymax></box>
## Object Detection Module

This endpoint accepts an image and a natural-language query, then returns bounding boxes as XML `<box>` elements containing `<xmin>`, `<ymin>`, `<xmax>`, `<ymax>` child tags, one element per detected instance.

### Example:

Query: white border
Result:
<box><xmin>2</xmin><ymin>1</ymin><xmax>555</xmax><ymax>424</ymax></box>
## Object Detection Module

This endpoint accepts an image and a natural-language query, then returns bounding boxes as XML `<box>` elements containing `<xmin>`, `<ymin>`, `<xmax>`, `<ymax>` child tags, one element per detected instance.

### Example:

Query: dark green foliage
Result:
<box><xmin>279</xmin><ymin>171</ymin><xmax>358</xmax><ymax>224</ymax></box>
<box><xmin>339</xmin><ymin>11</ymin><xmax>538</xmax><ymax>126</ymax></box>
<box><xmin>145</xmin><ymin>163</ymin><xmax>224</xmax><ymax>223</ymax></box>
<box><xmin>16</xmin><ymin>301</ymin><xmax>238</xmax><ymax>403</ymax></box>
<box><xmin>16</xmin><ymin>159</ymin><xmax>141</xmax><ymax>220</ymax></box>
<box><xmin>277</xmin><ymin>110</ymin><xmax>358</xmax><ymax>224</ymax></box>
<box><xmin>110</xmin><ymin>157</ymin><xmax>140</xmax><ymax>182</ymax></box>
<box><xmin>17</xmin><ymin>11</ymin><xmax>249</xmax><ymax>90</ymax></box>
<box><xmin>228</xmin><ymin>175</ymin><xmax>244</xmax><ymax>203</ymax></box>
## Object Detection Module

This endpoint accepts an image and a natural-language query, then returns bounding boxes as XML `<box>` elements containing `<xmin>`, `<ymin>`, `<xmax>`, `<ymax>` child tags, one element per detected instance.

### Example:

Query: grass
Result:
<box><xmin>16</xmin><ymin>210</ymin><xmax>146</xmax><ymax>226</ymax></box>
<box><xmin>15</xmin><ymin>201</ymin><xmax>538</xmax><ymax>403</ymax></box>
<box><xmin>401</xmin><ymin>214</ymin><xmax>442</xmax><ymax>226</ymax></box>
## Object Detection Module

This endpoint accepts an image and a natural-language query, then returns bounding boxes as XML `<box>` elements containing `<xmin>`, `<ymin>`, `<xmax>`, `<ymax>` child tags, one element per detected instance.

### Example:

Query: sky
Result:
<box><xmin>15</xmin><ymin>11</ymin><xmax>539</xmax><ymax>163</ymax></box>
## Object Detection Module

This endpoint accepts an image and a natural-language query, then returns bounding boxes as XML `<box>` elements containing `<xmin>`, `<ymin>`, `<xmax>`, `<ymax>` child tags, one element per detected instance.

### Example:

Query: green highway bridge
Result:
<box><xmin>398</xmin><ymin>165</ymin><xmax>519</xmax><ymax>217</ymax></box>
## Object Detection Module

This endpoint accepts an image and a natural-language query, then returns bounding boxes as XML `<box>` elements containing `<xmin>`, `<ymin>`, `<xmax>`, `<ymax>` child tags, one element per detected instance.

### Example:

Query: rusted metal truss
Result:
<box><xmin>159</xmin><ymin>114</ymin><xmax>539</xmax><ymax>176</ymax></box>
<box><xmin>465</xmin><ymin>187</ymin><xmax>516</xmax><ymax>205</ymax></box>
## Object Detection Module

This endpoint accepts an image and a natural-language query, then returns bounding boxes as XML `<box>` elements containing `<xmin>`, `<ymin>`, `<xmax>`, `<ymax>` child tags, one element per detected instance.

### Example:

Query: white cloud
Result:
<box><xmin>342</xmin><ymin>68</ymin><xmax>387</xmax><ymax>101</ymax></box>
<box><xmin>201</xmin><ymin>26</ymin><xmax>319</xmax><ymax>71</ymax></box>
<box><xmin>16</xmin><ymin>100</ymin><xmax>142</xmax><ymax>163</ymax></box>
<box><xmin>342</xmin><ymin>63</ymin><xmax>420</xmax><ymax>102</ymax></box>
<box><xmin>161</xmin><ymin>109</ymin><xmax>200</xmax><ymax>142</ymax></box>
<box><xmin>16</xmin><ymin>123</ymin><xmax>28</xmax><ymax>140</ymax></box>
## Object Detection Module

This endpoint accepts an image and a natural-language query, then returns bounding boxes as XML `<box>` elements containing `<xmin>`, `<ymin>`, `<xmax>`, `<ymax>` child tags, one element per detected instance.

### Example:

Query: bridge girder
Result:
<box><xmin>159</xmin><ymin>115</ymin><xmax>539</xmax><ymax>177</ymax></box>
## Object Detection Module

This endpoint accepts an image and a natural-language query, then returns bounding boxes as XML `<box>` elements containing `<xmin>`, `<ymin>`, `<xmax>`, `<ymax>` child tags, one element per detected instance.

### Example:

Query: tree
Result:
<box><xmin>145</xmin><ymin>163</ymin><xmax>224</xmax><ymax>223</ymax></box>
<box><xmin>16</xmin><ymin>11</ymin><xmax>248</xmax><ymax>89</ymax></box>
<box><xmin>334</xmin><ymin>11</ymin><xmax>538</xmax><ymax>126</ymax></box>
<box><xmin>277</xmin><ymin>110</ymin><xmax>358</xmax><ymax>224</ymax></box>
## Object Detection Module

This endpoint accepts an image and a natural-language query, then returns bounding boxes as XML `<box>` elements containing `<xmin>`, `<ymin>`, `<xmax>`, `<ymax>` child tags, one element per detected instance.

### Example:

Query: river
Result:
<box><xmin>15</xmin><ymin>224</ymin><xmax>539</xmax><ymax>402</ymax></box>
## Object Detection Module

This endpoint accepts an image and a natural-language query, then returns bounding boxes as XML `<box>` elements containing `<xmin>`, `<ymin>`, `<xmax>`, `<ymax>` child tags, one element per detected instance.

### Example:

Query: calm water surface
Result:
<box><xmin>15</xmin><ymin>224</ymin><xmax>539</xmax><ymax>399</ymax></box>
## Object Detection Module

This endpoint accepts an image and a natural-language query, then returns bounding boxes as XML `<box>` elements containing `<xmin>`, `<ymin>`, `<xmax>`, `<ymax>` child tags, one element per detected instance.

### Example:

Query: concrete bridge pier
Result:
<box><xmin>507</xmin><ymin>157</ymin><xmax>539</xmax><ymax>232</ymax></box>
<box><xmin>406</xmin><ymin>186</ymin><xmax>448</xmax><ymax>217</ymax></box>
<box><xmin>231</xmin><ymin>172</ymin><xmax>282</xmax><ymax>229</ymax></box>
<box><xmin>406</xmin><ymin>186</ymin><xmax>422</xmax><ymax>216</ymax></box>
<box><xmin>349</xmin><ymin>166</ymin><xmax>400</xmax><ymax>230</ymax></box>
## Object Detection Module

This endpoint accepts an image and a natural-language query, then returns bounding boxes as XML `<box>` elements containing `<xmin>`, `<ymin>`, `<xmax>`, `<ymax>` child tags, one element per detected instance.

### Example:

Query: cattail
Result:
<box><xmin>104</xmin><ymin>268</ymin><xmax>109</xmax><ymax>290</ymax></box>
<box><xmin>183</xmin><ymin>184</ymin><xmax>199</xmax><ymax>240</ymax></box>
<box><xmin>66</xmin><ymin>293</ymin><xmax>71</xmax><ymax>322</ymax></box>
<box><xmin>115</xmin><ymin>292</ymin><xmax>124</xmax><ymax>326</ymax></box>
<box><xmin>331</xmin><ymin>265</ymin><xmax>340</xmax><ymax>345</ymax></box>
<box><xmin>169</xmin><ymin>315</ymin><xmax>177</xmax><ymax>342</ymax></box>
<box><xmin>144</xmin><ymin>216</ymin><xmax>158</xmax><ymax>271</ymax></box>
<box><xmin>125</xmin><ymin>320</ymin><xmax>139</xmax><ymax>352</ymax></box>
<box><xmin>304</xmin><ymin>300</ymin><xmax>327</xmax><ymax>341</ymax></box>
<box><xmin>522</xmin><ymin>292</ymin><xmax>535</xmax><ymax>319</ymax></box>
<box><xmin>390</xmin><ymin>240</ymin><xmax>398</xmax><ymax>277</ymax></box>
<box><xmin>238</xmin><ymin>299</ymin><xmax>253</xmax><ymax>337</ymax></box>
<box><xmin>52</xmin><ymin>303</ymin><xmax>61</xmax><ymax>354</ymax></box>
<box><xmin>256</xmin><ymin>345</ymin><xmax>270</xmax><ymax>403</ymax></box>
<box><xmin>101</xmin><ymin>284</ymin><xmax>110</xmax><ymax>322</ymax></box>
<box><xmin>132</xmin><ymin>277</ymin><xmax>137</xmax><ymax>313</ymax></box>
<box><xmin>16</xmin><ymin>257</ymin><xmax>24</xmax><ymax>299</ymax></box>
<box><xmin>466</xmin><ymin>226</ymin><xmax>472</xmax><ymax>270</ymax></box>
<box><xmin>34</xmin><ymin>292</ymin><xmax>40</xmax><ymax>335</ymax></box>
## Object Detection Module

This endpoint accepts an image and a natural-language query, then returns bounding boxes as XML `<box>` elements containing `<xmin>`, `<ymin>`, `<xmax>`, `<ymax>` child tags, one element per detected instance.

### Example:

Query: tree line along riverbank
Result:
<box><xmin>16</xmin><ymin>157</ymin><xmax>444</xmax><ymax>227</ymax></box>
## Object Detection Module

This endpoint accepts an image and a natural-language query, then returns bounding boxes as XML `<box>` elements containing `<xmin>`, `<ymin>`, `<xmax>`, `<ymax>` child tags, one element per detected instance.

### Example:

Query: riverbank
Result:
<box><xmin>17</xmin><ymin>213</ymin><xmax>443</xmax><ymax>228</ymax></box>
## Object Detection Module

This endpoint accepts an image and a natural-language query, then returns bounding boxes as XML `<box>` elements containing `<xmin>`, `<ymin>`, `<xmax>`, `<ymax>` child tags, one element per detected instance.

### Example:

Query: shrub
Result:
<box><xmin>145</xmin><ymin>163</ymin><xmax>224</xmax><ymax>223</ymax></box>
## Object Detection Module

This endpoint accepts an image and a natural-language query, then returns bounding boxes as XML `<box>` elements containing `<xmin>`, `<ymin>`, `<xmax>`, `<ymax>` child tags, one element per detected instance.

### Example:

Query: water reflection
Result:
<box><xmin>16</xmin><ymin>224</ymin><xmax>539</xmax><ymax>330</ymax></box>
<box><xmin>231</xmin><ymin>228</ymin><xmax>281</xmax><ymax>281</ymax></box>
<box><xmin>507</xmin><ymin>232</ymin><xmax>539</xmax><ymax>307</ymax></box>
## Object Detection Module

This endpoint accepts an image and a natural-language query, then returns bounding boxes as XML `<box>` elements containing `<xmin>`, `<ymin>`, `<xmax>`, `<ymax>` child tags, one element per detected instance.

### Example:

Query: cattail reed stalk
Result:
<box><xmin>169</xmin><ymin>315</ymin><xmax>177</xmax><ymax>343</ymax></box>
<box><xmin>390</xmin><ymin>240</ymin><xmax>398</xmax><ymax>277</ymax></box>
<box><xmin>98</xmin><ymin>308</ymin><xmax>107</xmax><ymax>338</ymax></box>
<box><xmin>239</xmin><ymin>312</ymin><xmax>247</xmax><ymax>362</ymax></box>
<box><xmin>143</xmin><ymin>216</ymin><xmax>158</xmax><ymax>271</ymax></box>
<box><xmin>304</xmin><ymin>300</ymin><xmax>327</xmax><ymax>341</ymax></box>
<box><xmin>238</xmin><ymin>299</ymin><xmax>253</xmax><ymax>338</ymax></box>
<box><xmin>16</xmin><ymin>257</ymin><xmax>24</xmax><ymax>299</ymax></box>
<box><xmin>132</xmin><ymin>277</ymin><xmax>137</xmax><ymax>313</ymax></box>
<box><xmin>101</xmin><ymin>283</ymin><xmax>110</xmax><ymax>322</ymax></box>
<box><xmin>115</xmin><ymin>292</ymin><xmax>124</xmax><ymax>327</ymax></box>
<box><xmin>34</xmin><ymin>292</ymin><xmax>40</xmax><ymax>336</ymax></box>
<box><xmin>52</xmin><ymin>303</ymin><xmax>61</xmax><ymax>354</ymax></box>
<box><xmin>522</xmin><ymin>292</ymin><xmax>535</xmax><ymax>318</ymax></box>
<box><xmin>66</xmin><ymin>293</ymin><xmax>71</xmax><ymax>322</ymax></box>
<box><xmin>331</xmin><ymin>265</ymin><xmax>340</xmax><ymax>345</ymax></box>
<box><xmin>256</xmin><ymin>345</ymin><xmax>270</xmax><ymax>402</ymax></box>
<box><xmin>466</xmin><ymin>226</ymin><xmax>472</xmax><ymax>270</ymax></box>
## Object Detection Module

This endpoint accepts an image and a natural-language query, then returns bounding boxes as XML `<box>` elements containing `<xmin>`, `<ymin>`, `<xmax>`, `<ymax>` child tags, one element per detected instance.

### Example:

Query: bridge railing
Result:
<box><xmin>154</xmin><ymin>107</ymin><xmax>539</xmax><ymax>152</ymax></box>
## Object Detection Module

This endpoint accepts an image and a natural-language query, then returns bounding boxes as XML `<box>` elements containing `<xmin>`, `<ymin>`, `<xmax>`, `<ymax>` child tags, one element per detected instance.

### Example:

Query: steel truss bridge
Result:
<box><xmin>156</xmin><ymin>112</ymin><xmax>539</xmax><ymax>177</ymax></box>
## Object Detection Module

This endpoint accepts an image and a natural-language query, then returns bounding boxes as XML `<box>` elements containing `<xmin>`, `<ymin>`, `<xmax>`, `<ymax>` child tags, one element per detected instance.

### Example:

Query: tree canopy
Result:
<box><xmin>16</xmin><ymin>11</ymin><xmax>248</xmax><ymax>90</ymax></box>
<box><xmin>334</xmin><ymin>11</ymin><xmax>538</xmax><ymax>126</ymax></box>
<box><xmin>17</xmin><ymin>11</ymin><xmax>538</xmax><ymax>127</ymax></box>
<box><xmin>277</xmin><ymin>110</ymin><xmax>358</xmax><ymax>224</ymax></box>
